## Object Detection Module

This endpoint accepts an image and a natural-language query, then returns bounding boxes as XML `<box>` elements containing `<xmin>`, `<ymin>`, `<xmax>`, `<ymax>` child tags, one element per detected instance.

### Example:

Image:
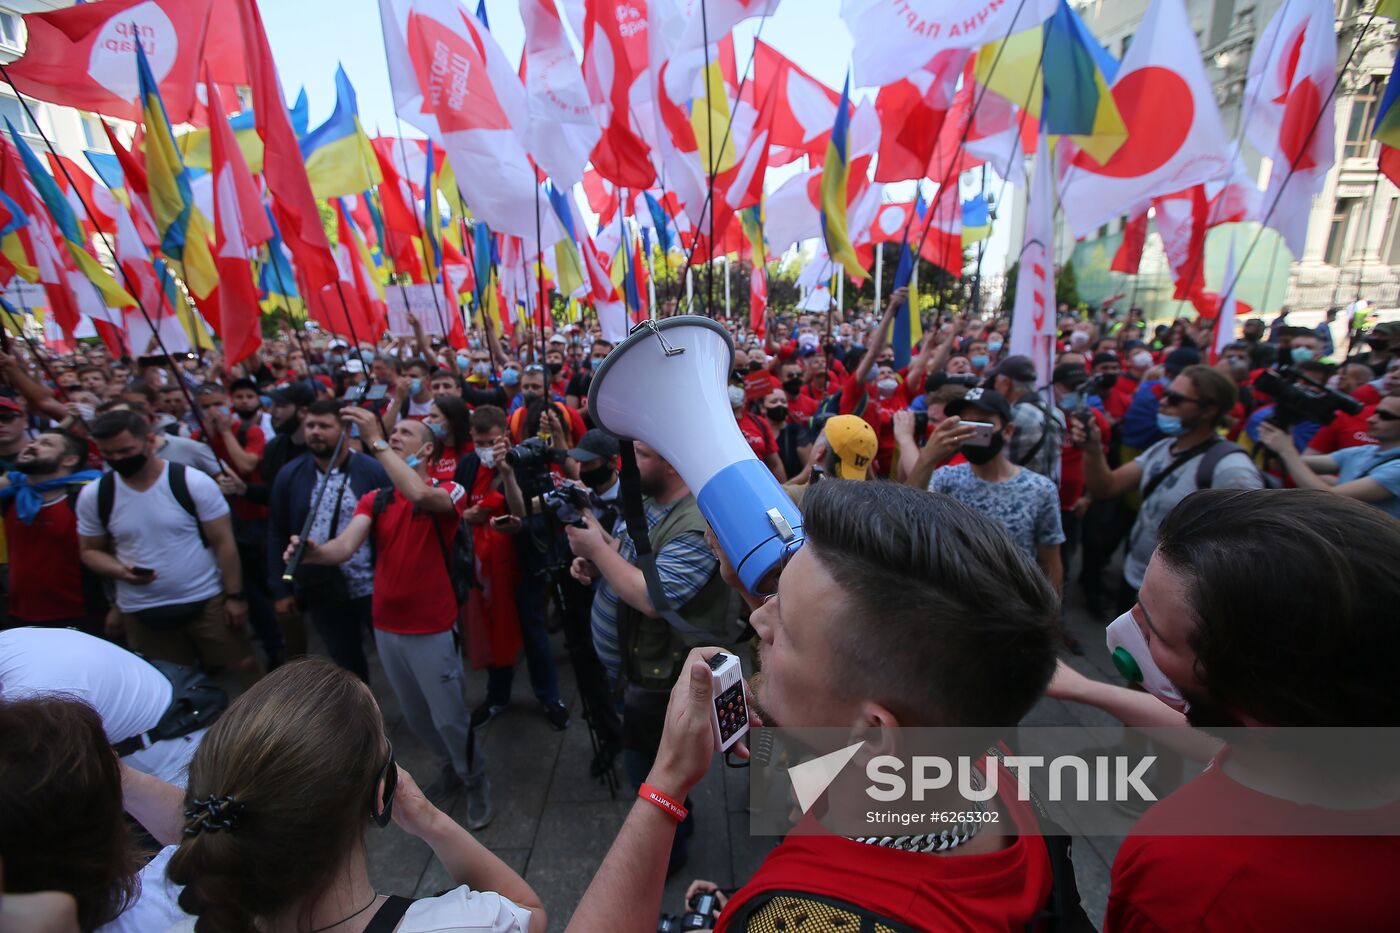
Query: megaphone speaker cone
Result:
<box><xmin>589</xmin><ymin>317</ymin><xmax>804</xmax><ymax>594</ymax></box>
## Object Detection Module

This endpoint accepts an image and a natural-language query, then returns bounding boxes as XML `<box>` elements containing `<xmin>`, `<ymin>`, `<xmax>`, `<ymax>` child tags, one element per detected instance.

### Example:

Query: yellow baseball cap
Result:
<box><xmin>823</xmin><ymin>415</ymin><xmax>877</xmax><ymax>480</ymax></box>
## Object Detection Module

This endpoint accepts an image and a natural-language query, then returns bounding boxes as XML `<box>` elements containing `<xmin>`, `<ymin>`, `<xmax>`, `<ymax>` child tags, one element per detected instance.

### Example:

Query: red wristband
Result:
<box><xmin>638</xmin><ymin>783</ymin><xmax>688</xmax><ymax>822</ymax></box>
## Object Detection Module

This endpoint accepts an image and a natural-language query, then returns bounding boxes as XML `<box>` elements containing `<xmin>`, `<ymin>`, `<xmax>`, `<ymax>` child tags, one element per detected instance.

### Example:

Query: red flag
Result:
<box><xmin>751</xmin><ymin>39</ymin><xmax>840</xmax><ymax>164</ymax></box>
<box><xmin>582</xmin><ymin>0</ymin><xmax>656</xmax><ymax>188</ymax></box>
<box><xmin>235</xmin><ymin>0</ymin><xmax>337</xmax><ymax>289</ymax></box>
<box><xmin>2</xmin><ymin>139</ymin><xmax>82</xmax><ymax>340</ymax></box>
<box><xmin>873</xmin><ymin>50</ymin><xmax>966</xmax><ymax>183</ymax></box>
<box><xmin>207</xmin><ymin>79</ymin><xmax>264</xmax><ymax>365</ymax></box>
<box><xmin>1112</xmin><ymin>209</ymin><xmax>1149</xmax><ymax>275</ymax></box>
<box><xmin>7</xmin><ymin>0</ymin><xmax>214</xmax><ymax>124</ymax></box>
<box><xmin>100</xmin><ymin>121</ymin><xmax>160</xmax><ymax>251</ymax></box>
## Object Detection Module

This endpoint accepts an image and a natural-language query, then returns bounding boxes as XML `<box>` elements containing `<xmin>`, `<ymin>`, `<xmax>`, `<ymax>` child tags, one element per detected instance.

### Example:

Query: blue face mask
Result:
<box><xmin>404</xmin><ymin>455</ymin><xmax>421</xmax><ymax>469</ymax></box>
<box><xmin>260</xmin><ymin>395</ymin><xmax>273</xmax><ymax>409</ymax></box>
<box><xmin>1156</xmin><ymin>413</ymin><xmax>1188</xmax><ymax>437</ymax></box>
<box><xmin>987</xmin><ymin>340</ymin><xmax>1004</xmax><ymax>353</ymax></box>
<box><xmin>1291</xmin><ymin>346</ymin><xmax>1315</xmax><ymax>364</ymax></box>
<box><xmin>1059</xmin><ymin>392</ymin><xmax>1081</xmax><ymax>411</ymax></box>
<box><xmin>456</xmin><ymin>355</ymin><xmax>471</xmax><ymax>371</ymax></box>
<box><xmin>410</xmin><ymin>378</ymin><xmax>423</xmax><ymax>395</ymax></box>
<box><xmin>427</xmin><ymin>420</ymin><xmax>447</xmax><ymax>439</ymax></box>
<box><xmin>502</xmin><ymin>367</ymin><xmax>520</xmax><ymax>387</ymax></box>
<box><xmin>970</xmin><ymin>354</ymin><xmax>990</xmax><ymax>369</ymax></box>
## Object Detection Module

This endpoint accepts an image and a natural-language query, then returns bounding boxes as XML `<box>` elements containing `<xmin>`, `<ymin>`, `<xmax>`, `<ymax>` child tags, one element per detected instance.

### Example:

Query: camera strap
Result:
<box><xmin>616</xmin><ymin>439</ymin><xmax>726</xmax><ymax>644</ymax></box>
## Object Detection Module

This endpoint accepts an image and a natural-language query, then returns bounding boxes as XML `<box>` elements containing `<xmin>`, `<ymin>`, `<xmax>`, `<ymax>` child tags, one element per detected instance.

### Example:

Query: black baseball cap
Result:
<box><xmin>1163</xmin><ymin>348</ymin><xmax>1202</xmax><ymax>376</ymax></box>
<box><xmin>945</xmin><ymin>387</ymin><xmax>1013</xmax><ymax>423</ymax></box>
<box><xmin>1091</xmin><ymin>351</ymin><xmax>1120</xmax><ymax>368</ymax></box>
<box><xmin>567</xmin><ymin>429</ymin><xmax>620</xmax><ymax>462</ymax></box>
<box><xmin>987</xmin><ymin>355</ymin><xmax>1037</xmax><ymax>384</ymax></box>
<box><xmin>1052</xmin><ymin>363</ymin><xmax>1089</xmax><ymax>389</ymax></box>
<box><xmin>270</xmin><ymin>383</ymin><xmax>315</xmax><ymax>408</ymax></box>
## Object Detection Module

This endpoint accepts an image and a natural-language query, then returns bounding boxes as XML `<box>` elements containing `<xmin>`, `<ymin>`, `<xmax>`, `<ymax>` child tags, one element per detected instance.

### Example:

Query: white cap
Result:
<box><xmin>345</xmin><ymin>359</ymin><xmax>365</xmax><ymax>374</ymax></box>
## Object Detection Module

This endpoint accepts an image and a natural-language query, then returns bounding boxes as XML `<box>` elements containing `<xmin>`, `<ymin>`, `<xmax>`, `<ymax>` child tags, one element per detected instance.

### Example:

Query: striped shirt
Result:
<box><xmin>589</xmin><ymin>498</ymin><xmax>718</xmax><ymax>682</ymax></box>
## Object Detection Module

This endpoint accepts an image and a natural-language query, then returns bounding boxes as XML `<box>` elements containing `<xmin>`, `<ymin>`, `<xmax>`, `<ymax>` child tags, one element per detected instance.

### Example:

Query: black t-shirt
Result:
<box><xmin>565</xmin><ymin>371</ymin><xmax>592</xmax><ymax>400</ymax></box>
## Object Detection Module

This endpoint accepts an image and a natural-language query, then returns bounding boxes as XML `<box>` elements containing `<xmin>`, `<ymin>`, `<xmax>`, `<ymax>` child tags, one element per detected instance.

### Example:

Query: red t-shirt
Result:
<box><xmin>1107</xmin><ymin>753</ymin><xmax>1400</xmax><ymax>931</ymax></box>
<box><xmin>717</xmin><ymin>758</ymin><xmax>1050</xmax><ymax>931</ymax></box>
<box><xmin>736</xmin><ymin>411</ymin><xmax>777</xmax><ymax>461</ymax></box>
<box><xmin>429</xmin><ymin>440</ymin><xmax>476</xmax><ymax>484</ymax></box>
<box><xmin>1060</xmin><ymin>407</ymin><xmax>1111</xmax><ymax>509</ymax></box>
<box><xmin>1106</xmin><ymin>375</ymin><xmax>1140</xmax><ymax>422</ymax></box>
<box><xmin>4</xmin><ymin>495</ymin><xmax>86</xmax><ymax>621</ymax></box>
<box><xmin>1306</xmin><ymin>405</ymin><xmax>1376</xmax><ymax>454</ymax></box>
<box><xmin>786</xmin><ymin>392</ymin><xmax>818</xmax><ymax>424</ymax></box>
<box><xmin>1352</xmin><ymin>382</ymin><xmax>1382</xmax><ymax>407</ymax></box>
<box><xmin>355</xmin><ymin>480</ymin><xmax>468</xmax><ymax>635</ymax></box>
<box><xmin>202</xmin><ymin>422</ymin><xmax>268</xmax><ymax>522</ymax></box>
<box><xmin>839</xmin><ymin>373</ymin><xmax>910</xmax><ymax>476</ymax></box>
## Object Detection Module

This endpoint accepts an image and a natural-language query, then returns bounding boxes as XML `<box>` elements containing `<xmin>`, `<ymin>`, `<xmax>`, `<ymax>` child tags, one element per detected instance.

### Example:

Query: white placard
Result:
<box><xmin>385</xmin><ymin>284</ymin><xmax>452</xmax><ymax>336</ymax></box>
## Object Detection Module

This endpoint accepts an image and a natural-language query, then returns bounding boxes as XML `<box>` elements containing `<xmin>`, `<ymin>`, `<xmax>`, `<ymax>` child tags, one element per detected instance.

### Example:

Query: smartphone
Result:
<box><xmin>363</xmin><ymin>383</ymin><xmax>389</xmax><ymax>402</ymax></box>
<box><xmin>130</xmin><ymin>566</ymin><xmax>155</xmax><ymax>577</ymax></box>
<box><xmin>707</xmin><ymin>652</ymin><xmax>750</xmax><ymax>753</ymax></box>
<box><xmin>961</xmin><ymin>420</ymin><xmax>998</xmax><ymax>447</ymax></box>
<box><xmin>490</xmin><ymin>515</ymin><xmax>512</xmax><ymax>527</ymax></box>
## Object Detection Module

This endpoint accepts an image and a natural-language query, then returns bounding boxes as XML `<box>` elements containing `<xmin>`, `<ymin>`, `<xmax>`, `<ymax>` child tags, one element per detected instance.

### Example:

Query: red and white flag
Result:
<box><xmin>1243</xmin><ymin>0</ymin><xmax>1335</xmax><ymax>258</ymax></box>
<box><xmin>580</xmin><ymin>234</ymin><xmax>627</xmax><ymax>342</ymax></box>
<box><xmin>841</xmin><ymin>0</ymin><xmax>1058</xmax><ymax>87</ymax></box>
<box><xmin>206</xmin><ymin>79</ymin><xmax>268</xmax><ymax>366</ymax></box>
<box><xmin>521</xmin><ymin>0</ymin><xmax>600</xmax><ymax>188</ymax></box>
<box><xmin>1151</xmin><ymin>186</ymin><xmax>1209</xmax><ymax>301</ymax></box>
<box><xmin>1057</xmin><ymin>0</ymin><xmax>1229</xmax><ymax>238</ymax></box>
<box><xmin>380</xmin><ymin>0</ymin><xmax>559</xmax><ymax>242</ymax></box>
<box><xmin>874</xmin><ymin>49</ymin><xmax>967</xmax><ymax>183</ymax></box>
<box><xmin>751</xmin><ymin>39</ymin><xmax>840</xmax><ymax>165</ymax></box>
<box><xmin>1009</xmin><ymin>136</ymin><xmax>1055</xmax><ymax>388</ymax></box>
<box><xmin>7</xmin><ymin>0</ymin><xmax>214</xmax><ymax>124</ymax></box>
<box><xmin>582</xmin><ymin>0</ymin><xmax>656</xmax><ymax>189</ymax></box>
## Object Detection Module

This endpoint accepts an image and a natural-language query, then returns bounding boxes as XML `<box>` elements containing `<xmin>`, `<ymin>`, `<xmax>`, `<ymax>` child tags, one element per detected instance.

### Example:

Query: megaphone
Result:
<box><xmin>588</xmin><ymin>317</ymin><xmax>804</xmax><ymax>594</ymax></box>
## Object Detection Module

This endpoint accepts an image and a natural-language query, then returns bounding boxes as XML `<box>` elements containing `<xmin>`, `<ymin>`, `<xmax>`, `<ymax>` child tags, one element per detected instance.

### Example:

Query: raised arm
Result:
<box><xmin>854</xmin><ymin>286</ymin><xmax>908</xmax><ymax>384</ymax></box>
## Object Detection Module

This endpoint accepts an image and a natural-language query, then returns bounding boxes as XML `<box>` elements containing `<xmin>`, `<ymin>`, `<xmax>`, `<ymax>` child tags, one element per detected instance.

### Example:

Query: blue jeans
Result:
<box><xmin>484</xmin><ymin>581</ymin><xmax>561</xmax><ymax>707</ymax></box>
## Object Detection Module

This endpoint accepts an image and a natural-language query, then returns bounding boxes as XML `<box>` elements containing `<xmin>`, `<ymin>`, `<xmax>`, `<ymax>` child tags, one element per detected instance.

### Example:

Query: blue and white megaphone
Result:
<box><xmin>588</xmin><ymin>317</ymin><xmax>805</xmax><ymax>594</ymax></box>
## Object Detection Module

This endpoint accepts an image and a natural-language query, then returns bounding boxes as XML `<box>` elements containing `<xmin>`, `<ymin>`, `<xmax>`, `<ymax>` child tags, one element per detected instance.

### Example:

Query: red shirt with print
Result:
<box><xmin>736</xmin><ymin>411</ymin><xmax>777</xmax><ymax>461</ymax></box>
<box><xmin>1306</xmin><ymin>404</ymin><xmax>1376</xmax><ymax>454</ymax></box>
<box><xmin>1106</xmin><ymin>751</ymin><xmax>1400</xmax><ymax>932</ymax></box>
<box><xmin>428</xmin><ymin>440</ymin><xmax>476</xmax><ymax>484</ymax></box>
<box><xmin>786</xmin><ymin>392</ymin><xmax>818</xmax><ymax>423</ymax></box>
<box><xmin>355</xmin><ymin>480</ymin><xmax>468</xmax><ymax>635</ymax></box>
<box><xmin>716</xmin><ymin>758</ymin><xmax>1050</xmax><ymax>932</ymax></box>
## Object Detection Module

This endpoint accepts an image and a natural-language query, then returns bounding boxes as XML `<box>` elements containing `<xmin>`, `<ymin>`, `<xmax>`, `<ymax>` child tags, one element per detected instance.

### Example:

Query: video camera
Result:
<box><xmin>1255</xmin><ymin>366</ymin><xmax>1364</xmax><ymax>429</ymax></box>
<box><xmin>506</xmin><ymin>436</ymin><xmax>569</xmax><ymax>472</ymax></box>
<box><xmin>541</xmin><ymin>482</ymin><xmax>592</xmax><ymax>528</ymax></box>
<box><xmin>657</xmin><ymin>890</ymin><xmax>720</xmax><ymax>932</ymax></box>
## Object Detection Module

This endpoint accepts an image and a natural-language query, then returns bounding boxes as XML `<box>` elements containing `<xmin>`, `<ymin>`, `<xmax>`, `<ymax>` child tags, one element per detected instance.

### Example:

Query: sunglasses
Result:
<box><xmin>371</xmin><ymin>744</ymin><xmax>398</xmax><ymax>827</ymax></box>
<box><xmin>1160</xmin><ymin>390</ymin><xmax>1201</xmax><ymax>407</ymax></box>
<box><xmin>1375</xmin><ymin>409</ymin><xmax>1400</xmax><ymax>422</ymax></box>
<box><xmin>0</xmin><ymin>412</ymin><xmax>22</xmax><ymax>423</ymax></box>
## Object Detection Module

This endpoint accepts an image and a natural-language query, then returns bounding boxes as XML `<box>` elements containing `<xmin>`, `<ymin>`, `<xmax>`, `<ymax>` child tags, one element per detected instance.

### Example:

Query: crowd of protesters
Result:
<box><xmin>0</xmin><ymin>294</ymin><xmax>1398</xmax><ymax>932</ymax></box>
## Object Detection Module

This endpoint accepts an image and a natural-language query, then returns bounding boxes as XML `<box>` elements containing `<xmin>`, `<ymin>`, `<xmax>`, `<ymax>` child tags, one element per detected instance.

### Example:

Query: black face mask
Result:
<box><xmin>766</xmin><ymin>405</ymin><xmax>788</xmax><ymax>422</ymax></box>
<box><xmin>960</xmin><ymin>433</ymin><xmax>1005</xmax><ymax>465</ymax></box>
<box><xmin>106</xmin><ymin>452</ymin><xmax>148</xmax><ymax>478</ymax></box>
<box><xmin>731</xmin><ymin>369</ymin><xmax>745</xmax><ymax>383</ymax></box>
<box><xmin>547</xmin><ymin>362</ymin><xmax>563</xmax><ymax>375</ymax></box>
<box><xmin>579</xmin><ymin>465</ymin><xmax>614</xmax><ymax>489</ymax></box>
<box><xmin>782</xmin><ymin>377</ymin><xmax>802</xmax><ymax>395</ymax></box>
<box><xmin>747</xmin><ymin>360</ymin><xmax>764</xmax><ymax>373</ymax></box>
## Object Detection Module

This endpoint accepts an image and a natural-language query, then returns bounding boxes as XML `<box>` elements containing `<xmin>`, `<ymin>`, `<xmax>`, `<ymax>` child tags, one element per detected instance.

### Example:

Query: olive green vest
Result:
<box><xmin>619</xmin><ymin>493</ymin><xmax>734</xmax><ymax>689</ymax></box>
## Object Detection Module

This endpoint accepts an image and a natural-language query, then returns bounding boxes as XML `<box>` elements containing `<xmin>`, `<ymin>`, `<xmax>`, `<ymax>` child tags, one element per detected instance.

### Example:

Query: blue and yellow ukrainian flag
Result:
<box><xmin>547</xmin><ymin>183</ymin><xmax>586</xmax><ymax>297</ymax></box>
<box><xmin>820</xmin><ymin>74</ymin><xmax>868</xmax><ymax>281</ymax></box>
<box><xmin>259</xmin><ymin>208</ymin><xmax>304</xmax><ymax>319</ymax></box>
<box><xmin>0</xmin><ymin>187</ymin><xmax>36</xmax><ymax>283</ymax></box>
<box><xmin>740</xmin><ymin>204</ymin><xmax>766</xmax><ymax>265</ymax></box>
<box><xmin>422</xmin><ymin>142</ymin><xmax>443</xmax><ymax>283</ymax></box>
<box><xmin>301</xmin><ymin>66</ymin><xmax>381</xmax><ymax>200</ymax></box>
<box><xmin>6</xmin><ymin>121</ymin><xmax>134</xmax><ymax>307</ymax></box>
<box><xmin>1372</xmin><ymin>54</ymin><xmax>1400</xmax><ymax>189</ymax></box>
<box><xmin>961</xmin><ymin>195</ymin><xmax>992</xmax><ymax>247</ymax></box>
<box><xmin>176</xmin><ymin>110</ymin><xmax>264</xmax><ymax>173</ymax></box>
<box><xmin>138</xmin><ymin>40</ymin><xmax>218</xmax><ymax>299</ymax></box>
<box><xmin>889</xmin><ymin>194</ymin><xmax>928</xmax><ymax>369</ymax></box>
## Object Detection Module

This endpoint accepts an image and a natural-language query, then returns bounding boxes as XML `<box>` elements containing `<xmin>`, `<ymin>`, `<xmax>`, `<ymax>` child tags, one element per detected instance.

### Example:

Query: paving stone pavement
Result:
<box><xmin>350</xmin><ymin>582</ymin><xmax>1138</xmax><ymax>931</ymax></box>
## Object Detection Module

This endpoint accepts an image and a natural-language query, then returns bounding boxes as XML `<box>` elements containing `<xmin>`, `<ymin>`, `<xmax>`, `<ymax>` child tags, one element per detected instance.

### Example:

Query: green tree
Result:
<box><xmin>1057</xmin><ymin>260</ymin><xmax>1081</xmax><ymax>310</ymax></box>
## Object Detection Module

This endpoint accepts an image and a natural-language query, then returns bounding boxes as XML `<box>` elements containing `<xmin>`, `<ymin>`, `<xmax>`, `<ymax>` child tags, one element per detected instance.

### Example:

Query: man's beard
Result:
<box><xmin>306</xmin><ymin>439</ymin><xmax>336</xmax><ymax>458</ymax></box>
<box><xmin>234</xmin><ymin>408</ymin><xmax>259</xmax><ymax>420</ymax></box>
<box><xmin>746</xmin><ymin>671</ymin><xmax>778</xmax><ymax>728</ymax></box>
<box><xmin>16</xmin><ymin>455</ymin><xmax>61</xmax><ymax>475</ymax></box>
<box><xmin>638</xmin><ymin>474</ymin><xmax>664</xmax><ymax>498</ymax></box>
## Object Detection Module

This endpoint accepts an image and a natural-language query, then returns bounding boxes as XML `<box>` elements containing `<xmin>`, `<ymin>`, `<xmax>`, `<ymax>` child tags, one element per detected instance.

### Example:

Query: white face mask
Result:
<box><xmin>1105</xmin><ymin>610</ymin><xmax>1188</xmax><ymax>711</ymax></box>
<box><xmin>478</xmin><ymin>445</ymin><xmax>496</xmax><ymax>468</ymax></box>
<box><xmin>1131</xmin><ymin>351</ymin><xmax>1153</xmax><ymax>370</ymax></box>
<box><xmin>728</xmin><ymin>385</ymin><xmax>747</xmax><ymax>409</ymax></box>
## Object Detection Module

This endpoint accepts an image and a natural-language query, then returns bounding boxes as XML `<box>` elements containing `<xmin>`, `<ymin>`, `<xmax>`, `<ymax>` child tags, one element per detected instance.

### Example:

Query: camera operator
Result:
<box><xmin>1047</xmin><ymin>489</ymin><xmax>1400</xmax><ymax>929</ymax></box>
<box><xmin>564</xmin><ymin>441</ymin><xmax>724</xmax><ymax>874</ymax></box>
<box><xmin>1258</xmin><ymin>390</ymin><xmax>1400</xmax><ymax>518</ymax></box>
<box><xmin>1073</xmin><ymin>365</ymin><xmax>1262</xmax><ymax>613</ymax></box>
<box><xmin>566</xmin><ymin>481</ymin><xmax>1062</xmax><ymax>931</ymax></box>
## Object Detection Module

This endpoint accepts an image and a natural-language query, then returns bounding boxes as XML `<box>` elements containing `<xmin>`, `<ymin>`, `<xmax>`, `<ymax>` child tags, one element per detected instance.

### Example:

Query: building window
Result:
<box><xmin>0</xmin><ymin>95</ymin><xmax>38</xmax><ymax>139</ymax></box>
<box><xmin>1325</xmin><ymin>198</ymin><xmax>1358</xmax><ymax>265</ymax></box>
<box><xmin>1344</xmin><ymin>77</ymin><xmax>1384</xmax><ymax>160</ymax></box>
<box><xmin>0</xmin><ymin>12</ymin><xmax>21</xmax><ymax>51</ymax></box>
<box><xmin>82</xmin><ymin>114</ymin><xmax>110</xmax><ymax>151</ymax></box>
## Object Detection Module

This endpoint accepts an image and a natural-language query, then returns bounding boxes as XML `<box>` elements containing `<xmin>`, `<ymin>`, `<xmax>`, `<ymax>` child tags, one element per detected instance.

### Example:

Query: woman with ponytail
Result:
<box><xmin>166</xmin><ymin>658</ymin><xmax>545</xmax><ymax>933</ymax></box>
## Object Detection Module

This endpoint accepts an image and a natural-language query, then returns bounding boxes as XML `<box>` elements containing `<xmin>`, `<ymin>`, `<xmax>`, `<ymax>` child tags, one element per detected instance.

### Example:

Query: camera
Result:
<box><xmin>1255</xmin><ymin>366</ymin><xmax>1364</xmax><ymax>429</ymax></box>
<box><xmin>1081</xmin><ymin>371</ymin><xmax>1119</xmax><ymax>399</ymax></box>
<box><xmin>541</xmin><ymin>482</ymin><xmax>592</xmax><ymax>527</ymax></box>
<box><xmin>924</xmin><ymin>371</ymin><xmax>980</xmax><ymax>394</ymax></box>
<box><xmin>657</xmin><ymin>891</ymin><xmax>720</xmax><ymax>932</ymax></box>
<box><xmin>506</xmin><ymin>437</ymin><xmax>569</xmax><ymax>472</ymax></box>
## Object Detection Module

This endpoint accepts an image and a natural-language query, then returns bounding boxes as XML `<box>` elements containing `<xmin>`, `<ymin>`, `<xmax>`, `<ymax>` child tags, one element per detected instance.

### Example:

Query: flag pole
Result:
<box><xmin>700</xmin><ymin>0</ymin><xmax>715</xmax><ymax>318</ymax></box>
<box><xmin>533</xmin><ymin>164</ymin><xmax>548</xmax><ymax>362</ymax></box>
<box><xmin>0</xmin><ymin>73</ymin><xmax>224</xmax><ymax>464</ymax></box>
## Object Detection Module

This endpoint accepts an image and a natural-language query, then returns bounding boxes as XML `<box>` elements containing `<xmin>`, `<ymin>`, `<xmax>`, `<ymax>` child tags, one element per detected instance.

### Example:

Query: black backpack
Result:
<box><xmin>369</xmin><ymin>485</ymin><xmax>475</xmax><ymax>605</ymax></box>
<box><xmin>96</xmin><ymin>462</ymin><xmax>209</xmax><ymax>548</ymax></box>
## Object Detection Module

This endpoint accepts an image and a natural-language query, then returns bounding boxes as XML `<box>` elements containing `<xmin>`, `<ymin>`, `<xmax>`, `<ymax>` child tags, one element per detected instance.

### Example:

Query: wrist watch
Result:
<box><xmin>370</xmin><ymin>439</ymin><xmax>390</xmax><ymax>453</ymax></box>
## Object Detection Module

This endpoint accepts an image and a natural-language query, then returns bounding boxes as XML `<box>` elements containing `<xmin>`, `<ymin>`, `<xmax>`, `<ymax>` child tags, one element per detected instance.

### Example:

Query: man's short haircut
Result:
<box><xmin>43</xmin><ymin>429</ymin><xmax>88</xmax><ymax>465</ymax></box>
<box><xmin>1155</xmin><ymin>489</ymin><xmax>1400</xmax><ymax>726</ymax></box>
<box><xmin>1223</xmin><ymin>341</ymin><xmax>1251</xmax><ymax>356</ymax></box>
<box><xmin>305</xmin><ymin>399</ymin><xmax>344</xmax><ymax>419</ymax></box>
<box><xmin>97</xmin><ymin>399</ymin><xmax>148</xmax><ymax>418</ymax></box>
<box><xmin>194</xmin><ymin>382</ymin><xmax>225</xmax><ymax>398</ymax></box>
<box><xmin>1341</xmin><ymin>362</ymin><xmax>1375</xmax><ymax>382</ymax></box>
<box><xmin>404</xmin><ymin>357</ymin><xmax>431</xmax><ymax>374</ymax></box>
<box><xmin>374</xmin><ymin>355</ymin><xmax>401</xmax><ymax>373</ymax></box>
<box><xmin>429</xmin><ymin>368</ymin><xmax>459</xmax><ymax>384</ymax></box>
<box><xmin>1178</xmin><ymin>365</ymin><xmax>1238</xmax><ymax>426</ymax></box>
<box><xmin>122</xmin><ymin>381</ymin><xmax>158</xmax><ymax>404</ymax></box>
<box><xmin>89</xmin><ymin>409</ymin><xmax>151</xmax><ymax>441</ymax></box>
<box><xmin>77</xmin><ymin>365</ymin><xmax>108</xmax><ymax>380</ymax></box>
<box><xmin>470</xmin><ymin>404</ymin><xmax>507</xmax><ymax>434</ymax></box>
<box><xmin>928</xmin><ymin>384</ymin><xmax>970</xmax><ymax>407</ymax></box>
<box><xmin>229</xmin><ymin>377</ymin><xmax>259</xmax><ymax>394</ymax></box>
<box><xmin>800</xmin><ymin>481</ymin><xmax>1059</xmax><ymax>730</ymax></box>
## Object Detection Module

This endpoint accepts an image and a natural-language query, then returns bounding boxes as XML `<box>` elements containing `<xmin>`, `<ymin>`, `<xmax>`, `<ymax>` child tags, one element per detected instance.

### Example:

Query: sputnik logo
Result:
<box><xmin>788</xmin><ymin>741</ymin><xmax>864</xmax><ymax>814</ymax></box>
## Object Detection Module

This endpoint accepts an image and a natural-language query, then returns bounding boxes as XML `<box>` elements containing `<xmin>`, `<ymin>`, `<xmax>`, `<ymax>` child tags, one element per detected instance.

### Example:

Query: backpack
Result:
<box><xmin>1140</xmin><ymin>437</ymin><xmax>1260</xmax><ymax>503</ymax></box>
<box><xmin>96</xmin><ymin>462</ymin><xmax>209</xmax><ymax>548</ymax></box>
<box><xmin>369</xmin><ymin>485</ymin><xmax>475</xmax><ymax>605</ymax></box>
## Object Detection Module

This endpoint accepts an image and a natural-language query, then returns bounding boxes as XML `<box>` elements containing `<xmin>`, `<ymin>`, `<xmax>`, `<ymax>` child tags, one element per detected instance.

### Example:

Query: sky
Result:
<box><xmin>261</xmin><ymin>0</ymin><xmax>1015</xmax><ymax>276</ymax></box>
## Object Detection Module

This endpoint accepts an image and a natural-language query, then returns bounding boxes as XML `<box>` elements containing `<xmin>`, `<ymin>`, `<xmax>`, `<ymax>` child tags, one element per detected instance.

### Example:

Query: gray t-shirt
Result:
<box><xmin>1124</xmin><ymin>438</ymin><xmax>1264</xmax><ymax>588</ymax></box>
<box><xmin>155</xmin><ymin>435</ymin><xmax>222</xmax><ymax>477</ymax></box>
<box><xmin>930</xmin><ymin>464</ymin><xmax>1065</xmax><ymax>560</ymax></box>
